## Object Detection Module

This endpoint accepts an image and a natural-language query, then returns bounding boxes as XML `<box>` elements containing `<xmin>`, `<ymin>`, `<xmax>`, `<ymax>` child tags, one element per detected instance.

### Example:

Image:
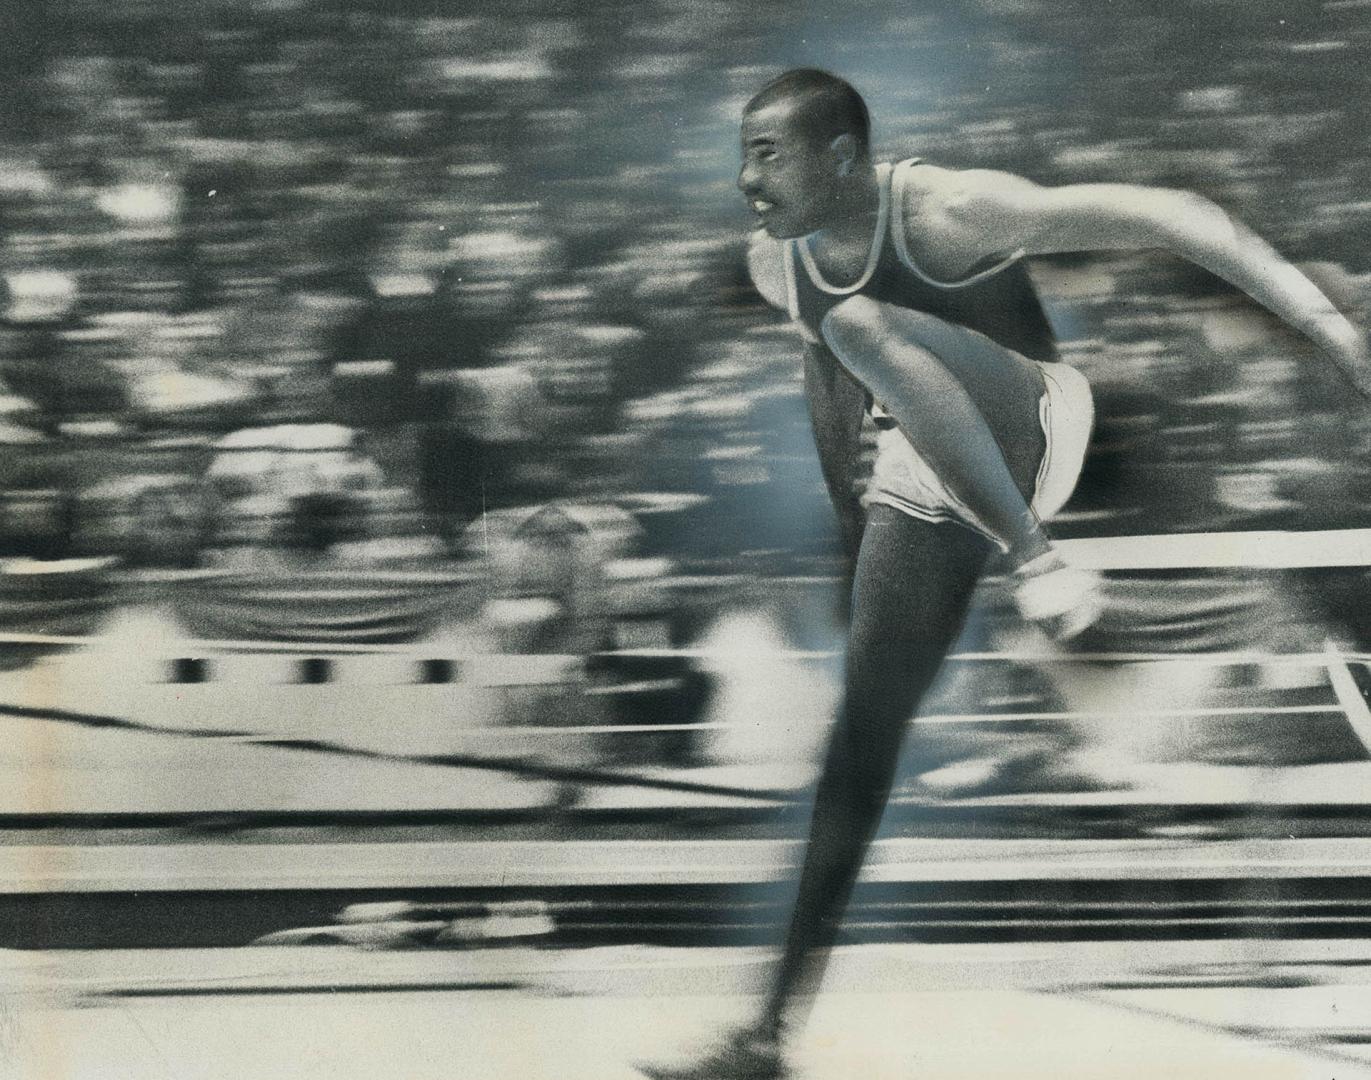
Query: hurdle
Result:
<box><xmin>0</xmin><ymin>526</ymin><xmax>1369</xmax><ymax>765</ymax></box>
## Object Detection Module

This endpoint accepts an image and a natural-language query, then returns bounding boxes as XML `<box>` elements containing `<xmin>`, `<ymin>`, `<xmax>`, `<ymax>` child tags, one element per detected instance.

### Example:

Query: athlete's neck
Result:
<box><xmin>800</xmin><ymin>168</ymin><xmax>877</xmax><ymax>278</ymax></box>
<box><xmin>806</xmin><ymin>167</ymin><xmax>881</xmax><ymax>253</ymax></box>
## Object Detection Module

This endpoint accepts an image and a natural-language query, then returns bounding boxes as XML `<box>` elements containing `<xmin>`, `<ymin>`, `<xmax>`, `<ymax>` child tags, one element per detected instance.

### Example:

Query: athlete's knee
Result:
<box><xmin>819</xmin><ymin>295</ymin><xmax>889</xmax><ymax>355</ymax></box>
<box><xmin>824</xmin><ymin>699</ymin><xmax>912</xmax><ymax>792</ymax></box>
<box><xmin>821</xmin><ymin>297</ymin><xmax>953</xmax><ymax>377</ymax></box>
<box><xmin>883</xmin><ymin>307</ymin><xmax>959</xmax><ymax>352</ymax></box>
<box><xmin>848</xmin><ymin>620</ymin><xmax>944</xmax><ymax>695</ymax></box>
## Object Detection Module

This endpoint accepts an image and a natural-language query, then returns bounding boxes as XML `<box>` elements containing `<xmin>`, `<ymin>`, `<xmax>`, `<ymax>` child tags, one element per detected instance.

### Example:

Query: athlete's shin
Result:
<box><xmin>758</xmin><ymin>512</ymin><xmax>991</xmax><ymax>1036</ymax></box>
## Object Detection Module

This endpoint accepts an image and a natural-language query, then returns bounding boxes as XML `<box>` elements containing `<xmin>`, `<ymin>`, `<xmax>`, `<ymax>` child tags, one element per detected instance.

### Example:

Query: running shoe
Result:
<box><xmin>1012</xmin><ymin>549</ymin><xmax>1105</xmax><ymax>640</ymax></box>
<box><xmin>637</xmin><ymin>1028</ymin><xmax>788</xmax><ymax>1080</ymax></box>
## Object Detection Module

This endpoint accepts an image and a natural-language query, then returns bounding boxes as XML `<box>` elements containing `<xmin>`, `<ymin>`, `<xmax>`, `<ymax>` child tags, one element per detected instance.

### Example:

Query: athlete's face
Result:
<box><xmin>738</xmin><ymin>97</ymin><xmax>847</xmax><ymax>239</ymax></box>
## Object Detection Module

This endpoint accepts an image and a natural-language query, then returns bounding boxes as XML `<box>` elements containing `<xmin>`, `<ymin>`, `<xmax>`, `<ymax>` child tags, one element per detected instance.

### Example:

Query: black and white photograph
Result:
<box><xmin>1</xmin><ymin>0</ymin><xmax>1370</xmax><ymax>1076</ymax></box>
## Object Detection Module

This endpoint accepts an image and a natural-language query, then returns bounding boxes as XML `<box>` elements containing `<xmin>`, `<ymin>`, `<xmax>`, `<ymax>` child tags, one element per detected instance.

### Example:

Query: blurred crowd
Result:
<box><xmin>0</xmin><ymin>0</ymin><xmax>1369</xmax><ymax>787</ymax></box>
<box><xmin>1</xmin><ymin>0</ymin><xmax>1368</xmax><ymax>568</ymax></box>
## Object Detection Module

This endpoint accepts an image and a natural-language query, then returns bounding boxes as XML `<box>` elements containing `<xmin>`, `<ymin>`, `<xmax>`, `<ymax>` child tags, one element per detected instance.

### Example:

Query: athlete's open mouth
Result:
<box><xmin>751</xmin><ymin>200</ymin><xmax>775</xmax><ymax>213</ymax></box>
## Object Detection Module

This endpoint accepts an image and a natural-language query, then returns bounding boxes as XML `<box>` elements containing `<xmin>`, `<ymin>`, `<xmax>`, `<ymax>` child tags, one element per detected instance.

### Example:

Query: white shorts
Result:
<box><xmin>863</xmin><ymin>362</ymin><xmax>1095</xmax><ymax>550</ymax></box>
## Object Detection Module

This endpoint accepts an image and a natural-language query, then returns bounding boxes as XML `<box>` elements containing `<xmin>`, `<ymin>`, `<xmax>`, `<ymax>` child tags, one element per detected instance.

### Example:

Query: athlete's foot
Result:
<box><xmin>637</xmin><ymin>1027</ymin><xmax>788</xmax><ymax>1080</ymax></box>
<box><xmin>1012</xmin><ymin>548</ymin><xmax>1104</xmax><ymax>641</ymax></box>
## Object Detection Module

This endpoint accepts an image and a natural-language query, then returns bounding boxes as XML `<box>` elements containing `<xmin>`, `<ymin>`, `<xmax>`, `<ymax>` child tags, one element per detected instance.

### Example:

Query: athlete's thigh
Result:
<box><xmin>843</xmin><ymin>504</ymin><xmax>992</xmax><ymax>741</ymax></box>
<box><xmin>827</xmin><ymin>297</ymin><xmax>1044</xmax><ymax>409</ymax></box>
<box><xmin>822</xmin><ymin>297</ymin><xmax>1047</xmax><ymax>487</ymax></box>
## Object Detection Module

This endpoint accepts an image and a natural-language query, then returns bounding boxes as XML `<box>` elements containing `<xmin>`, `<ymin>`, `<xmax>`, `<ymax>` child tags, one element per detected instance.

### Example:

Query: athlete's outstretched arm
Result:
<box><xmin>932</xmin><ymin>171</ymin><xmax>1371</xmax><ymax>394</ymax></box>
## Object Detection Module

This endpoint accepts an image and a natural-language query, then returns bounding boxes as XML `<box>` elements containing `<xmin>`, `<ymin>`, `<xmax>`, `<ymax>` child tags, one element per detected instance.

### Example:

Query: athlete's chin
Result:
<box><xmin>758</xmin><ymin>217</ymin><xmax>805</xmax><ymax>240</ymax></box>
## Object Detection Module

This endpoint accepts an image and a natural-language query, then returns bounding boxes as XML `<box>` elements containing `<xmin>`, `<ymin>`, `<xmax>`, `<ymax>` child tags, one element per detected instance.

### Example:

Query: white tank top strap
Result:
<box><xmin>889</xmin><ymin>158</ymin><xmax>1026</xmax><ymax>290</ymax></box>
<box><xmin>783</xmin><ymin>240</ymin><xmax>800</xmax><ymax>321</ymax></box>
<box><xmin>795</xmin><ymin>162</ymin><xmax>893</xmax><ymax>296</ymax></box>
<box><xmin>783</xmin><ymin>241</ymin><xmax>821</xmax><ymax>343</ymax></box>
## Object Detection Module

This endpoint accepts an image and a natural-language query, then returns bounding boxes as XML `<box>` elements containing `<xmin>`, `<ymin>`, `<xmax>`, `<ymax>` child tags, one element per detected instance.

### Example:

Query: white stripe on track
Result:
<box><xmin>1058</xmin><ymin>527</ymin><xmax>1371</xmax><ymax>570</ymax></box>
<box><xmin>11</xmin><ymin>838</ymin><xmax>1371</xmax><ymax>892</ymax></box>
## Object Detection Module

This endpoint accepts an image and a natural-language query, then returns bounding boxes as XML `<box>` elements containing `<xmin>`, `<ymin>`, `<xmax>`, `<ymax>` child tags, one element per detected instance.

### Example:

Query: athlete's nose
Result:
<box><xmin>738</xmin><ymin>161</ymin><xmax>758</xmax><ymax>195</ymax></box>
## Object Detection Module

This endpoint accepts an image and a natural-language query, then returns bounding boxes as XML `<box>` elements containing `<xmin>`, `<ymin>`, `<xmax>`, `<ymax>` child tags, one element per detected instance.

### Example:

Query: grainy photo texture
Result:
<box><xmin>1</xmin><ymin>1</ymin><xmax>1370</xmax><ymax>1077</ymax></box>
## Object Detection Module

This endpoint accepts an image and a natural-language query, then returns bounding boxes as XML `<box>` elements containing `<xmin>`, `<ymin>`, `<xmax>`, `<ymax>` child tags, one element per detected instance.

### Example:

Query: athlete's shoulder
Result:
<box><xmin>896</xmin><ymin>160</ymin><xmax>1042</xmax><ymax>223</ymax></box>
<box><xmin>745</xmin><ymin>228</ymin><xmax>788</xmax><ymax>309</ymax></box>
<box><xmin>892</xmin><ymin>162</ymin><xmax>1050</xmax><ymax>268</ymax></box>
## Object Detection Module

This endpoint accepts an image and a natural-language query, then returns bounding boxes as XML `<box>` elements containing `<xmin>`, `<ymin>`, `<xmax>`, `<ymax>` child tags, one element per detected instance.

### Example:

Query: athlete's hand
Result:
<box><xmin>1013</xmin><ymin>550</ymin><xmax>1105</xmax><ymax>642</ymax></box>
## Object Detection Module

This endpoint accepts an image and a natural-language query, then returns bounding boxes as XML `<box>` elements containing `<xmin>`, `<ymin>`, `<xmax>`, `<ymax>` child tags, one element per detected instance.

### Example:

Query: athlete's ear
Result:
<box><xmin>830</xmin><ymin>133</ymin><xmax>858</xmax><ymax>176</ymax></box>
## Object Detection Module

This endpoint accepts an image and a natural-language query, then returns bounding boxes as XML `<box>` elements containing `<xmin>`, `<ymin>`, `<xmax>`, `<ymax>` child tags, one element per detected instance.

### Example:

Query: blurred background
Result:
<box><xmin>0</xmin><ymin>0</ymin><xmax>1368</xmax><ymax>780</ymax></box>
<box><xmin>8</xmin><ymin>2</ymin><xmax>1371</xmax><ymax>1037</ymax></box>
<box><xmin>0</xmin><ymin>0</ymin><xmax>1367</xmax><ymax>570</ymax></box>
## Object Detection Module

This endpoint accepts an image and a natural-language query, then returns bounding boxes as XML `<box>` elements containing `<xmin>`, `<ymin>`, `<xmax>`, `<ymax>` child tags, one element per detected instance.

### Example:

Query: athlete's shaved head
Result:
<box><xmin>744</xmin><ymin>69</ymin><xmax>871</xmax><ymax>157</ymax></box>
